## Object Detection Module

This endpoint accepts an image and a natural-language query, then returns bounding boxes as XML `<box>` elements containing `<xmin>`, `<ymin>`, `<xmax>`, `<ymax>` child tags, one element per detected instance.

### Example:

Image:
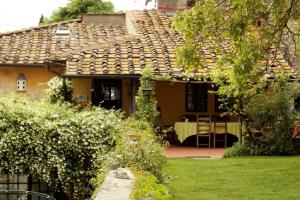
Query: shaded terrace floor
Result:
<box><xmin>165</xmin><ymin>146</ymin><xmax>226</xmax><ymax>159</ymax></box>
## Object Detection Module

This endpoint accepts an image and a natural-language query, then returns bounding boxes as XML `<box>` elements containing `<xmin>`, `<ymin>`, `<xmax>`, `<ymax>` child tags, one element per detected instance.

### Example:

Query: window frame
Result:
<box><xmin>92</xmin><ymin>79</ymin><xmax>122</xmax><ymax>109</ymax></box>
<box><xmin>185</xmin><ymin>83</ymin><xmax>208</xmax><ymax>112</ymax></box>
<box><xmin>0</xmin><ymin>174</ymin><xmax>54</xmax><ymax>200</ymax></box>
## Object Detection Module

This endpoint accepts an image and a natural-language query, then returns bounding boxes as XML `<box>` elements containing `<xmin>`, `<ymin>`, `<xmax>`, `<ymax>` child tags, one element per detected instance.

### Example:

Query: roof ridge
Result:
<box><xmin>0</xmin><ymin>10</ymin><xmax>159</xmax><ymax>36</ymax></box>
<box><xmin>0</xmin><ymin>18</ymin><xmax>82</xmax><ymax>36</ymax></box>
<box><xmin>80</xmin><ymin>13</ymin><xmax>126</xmax><ymax>17</ymax></box>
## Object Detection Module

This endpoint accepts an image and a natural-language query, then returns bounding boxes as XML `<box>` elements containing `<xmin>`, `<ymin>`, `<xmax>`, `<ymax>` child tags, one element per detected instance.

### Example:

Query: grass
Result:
<box><xmin>165</xmin><ymin>157</ymin><xmax>300</xmax><ymax>200</ymax></box>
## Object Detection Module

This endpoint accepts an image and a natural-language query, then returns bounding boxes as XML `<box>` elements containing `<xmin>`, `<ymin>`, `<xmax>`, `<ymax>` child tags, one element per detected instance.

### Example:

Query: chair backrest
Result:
<box><xmin>197</xmin><ymin>114</ymin><xmax>211</xmax><ymax>134</ymax></box>
<box><xmin>213</xmin><ymin>115</ymin><xmax>227</xmax><ymax>133</ymax></box>
<box><xmin>197</xmin><ymin>114</ymin><xmax>211</xmax><ymax>123</ymax></box>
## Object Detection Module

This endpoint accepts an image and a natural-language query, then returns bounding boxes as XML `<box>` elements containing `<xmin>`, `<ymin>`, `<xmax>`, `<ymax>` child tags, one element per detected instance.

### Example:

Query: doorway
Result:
<box><xmin>91</xmin><ymin>79</ymin><xmax>122</xmax><ymax>109</ymax></box>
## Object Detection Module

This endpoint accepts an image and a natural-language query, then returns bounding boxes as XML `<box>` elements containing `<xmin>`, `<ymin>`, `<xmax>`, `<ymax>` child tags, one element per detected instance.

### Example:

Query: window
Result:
<box><xmin>186</xmin><ymin>83</ymin><xmax>208</xmax><ymax>112</ymax></box>
<box><xmin>56</xmin><ymin>26</ymin><xmax>70</xmax><ymax>35</ymax></box>
<box><xmin>0</xmin><ymin>174</ymin><xmax>54</xmax><ymax>200</ymax></box>
<box><xmin>92</xmin><ymin>79</ymin><xmax>122</xmax><ymax>109</ymax></box>
<box><xmin>17</xmin><ymin>73</ymin><xmax>26</xmax><ymax>91</ymax></box>
<box><xmin>103</xmin><ymin>86</ymin><xmax>121</xmax><ymax>101</ymax></box>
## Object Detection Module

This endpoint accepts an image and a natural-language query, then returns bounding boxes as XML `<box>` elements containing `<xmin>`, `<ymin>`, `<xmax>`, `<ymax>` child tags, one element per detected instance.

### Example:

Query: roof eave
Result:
<box><xmin>62</xmin><ymin>74</ymin><xmax>141</xmax><ymax>79</ymax></box>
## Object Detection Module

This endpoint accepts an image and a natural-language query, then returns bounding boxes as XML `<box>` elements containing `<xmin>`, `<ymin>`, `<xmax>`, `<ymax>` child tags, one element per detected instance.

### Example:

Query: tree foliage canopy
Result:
<box><xmin>174</xmin><ymin>0</ymin><xmax>300</xmax><ymax>115</ymax></box>
<box><xmin>41</xmin><ymin>0</ymin><xmax>114</xmax><ymax>24</ymax></box>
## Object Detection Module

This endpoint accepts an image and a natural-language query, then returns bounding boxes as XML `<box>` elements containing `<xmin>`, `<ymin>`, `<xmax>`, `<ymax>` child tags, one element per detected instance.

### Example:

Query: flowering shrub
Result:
<box><xmin>0</xmin><ymin>93</ymin><xmax>122</xmax><ymax>199</ymax></box>
<box><xmin>46</xmin><ymin>76</ymin><xmax>73</xmax><ymax>103</ymax></box>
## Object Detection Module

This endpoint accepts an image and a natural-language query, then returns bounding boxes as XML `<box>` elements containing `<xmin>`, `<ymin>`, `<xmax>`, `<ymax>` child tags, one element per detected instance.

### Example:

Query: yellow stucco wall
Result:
<box><xmin>72</xmin><ymin>78</ymin><xmax>93</xmax><ymax>105</ymax></box>
<box><xmin>0</xmin><ymin>66</ymin><xmax>61</xmax><ymax>100</ymax></box>
<box><xmin>0</xmin><ymin>68</ymin><xmax>224</xmax><ymax>124</ymax></box>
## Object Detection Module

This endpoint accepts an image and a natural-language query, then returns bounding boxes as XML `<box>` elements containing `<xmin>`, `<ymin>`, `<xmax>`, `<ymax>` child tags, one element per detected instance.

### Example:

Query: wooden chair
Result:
<box><xmin>196</xmin><ymin>114</ymin><xmax>212</xmax><ymax>148</ymax></box>
<box><xmin>213</xmin><ymin>116</ymin><xmax>228</xmax><ymax>148</ymax></box>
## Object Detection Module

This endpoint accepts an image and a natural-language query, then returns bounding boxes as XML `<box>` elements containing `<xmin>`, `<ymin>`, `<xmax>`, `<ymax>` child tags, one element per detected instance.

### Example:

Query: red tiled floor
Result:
<box><xmin>165</xmin><ymin>145</ymin><xmax>226</xmax><ymax>158</ymax></box>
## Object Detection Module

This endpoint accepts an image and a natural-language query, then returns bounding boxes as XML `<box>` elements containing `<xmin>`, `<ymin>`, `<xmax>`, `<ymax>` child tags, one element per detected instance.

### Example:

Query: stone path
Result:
<box><xmin>95</xmin><ymin>168</ymin><xmax>134</xmax><ymax>200</ymax></box>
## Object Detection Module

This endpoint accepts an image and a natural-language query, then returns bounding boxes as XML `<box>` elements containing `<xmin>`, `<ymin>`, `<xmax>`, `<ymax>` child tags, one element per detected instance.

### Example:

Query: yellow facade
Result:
<box><xmin>0</xmin><ymin>66</ymin><xmax>61</xmax><ymax>100</ymax></box>
<box><xmin>0</xmin><ymin>69</ymin><xmax>225</xmax><ymax>126</ymax></box>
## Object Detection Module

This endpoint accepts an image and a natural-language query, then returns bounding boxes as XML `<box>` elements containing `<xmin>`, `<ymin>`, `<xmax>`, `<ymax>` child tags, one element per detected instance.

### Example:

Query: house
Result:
<box><xmin>0</xmin><ymin>8</ymin><xmax>295</xmax><ymax>141</ymax></box>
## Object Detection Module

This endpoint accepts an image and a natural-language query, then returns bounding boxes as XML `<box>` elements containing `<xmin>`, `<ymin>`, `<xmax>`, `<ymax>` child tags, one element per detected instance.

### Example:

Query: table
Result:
<box><xmin>174</xmin><ymin>121</ymin><xmax>241</xmax><ymax>143</ymax></box>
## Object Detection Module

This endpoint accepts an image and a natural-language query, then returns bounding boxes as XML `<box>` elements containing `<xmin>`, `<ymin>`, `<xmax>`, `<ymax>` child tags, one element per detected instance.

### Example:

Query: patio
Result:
<box><xmin>165</xmin><ymin>145</ymin><xmax>226</xmax><ymax>158</ymax></box>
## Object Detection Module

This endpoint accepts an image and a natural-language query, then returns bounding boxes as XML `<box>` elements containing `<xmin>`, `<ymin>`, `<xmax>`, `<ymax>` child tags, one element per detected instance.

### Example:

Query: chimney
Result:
<box><xmin>146</xmin><ymin>0</ymin><xmax>188</xmax><ymax>15</ymax></box>
<box><xmin>81</xmin><ymin>13</ymin><xmax>126</xmax><ymax>26</ymax></box>
<box><xmin>81</xmin><ymin>13</ymin><xmax>138</xmax><ymax>36</ymax></box>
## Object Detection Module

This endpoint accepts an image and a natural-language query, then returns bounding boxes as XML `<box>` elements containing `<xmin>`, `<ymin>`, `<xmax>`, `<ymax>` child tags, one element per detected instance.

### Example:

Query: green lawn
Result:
<box><xmin>165</xmin><ymin>157</ymin><xmax>300</xmax><ymax>200</ymax></box>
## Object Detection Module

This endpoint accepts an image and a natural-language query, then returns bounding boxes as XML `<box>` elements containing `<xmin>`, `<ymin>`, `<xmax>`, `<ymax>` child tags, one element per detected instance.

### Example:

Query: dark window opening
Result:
<box><xmin>92</xmin><ymin>79</ymin><xmax>122</xmax><ymax>109</ymax></box>
<box><xmin>186</xmin><ymin>83</ymin><xmax>208</xmax><ymax>112</ymax></box>
<box><xmin>0</xmin><ymin>174</ymin><xmax>54</xmax><ymax>200</ymax></box>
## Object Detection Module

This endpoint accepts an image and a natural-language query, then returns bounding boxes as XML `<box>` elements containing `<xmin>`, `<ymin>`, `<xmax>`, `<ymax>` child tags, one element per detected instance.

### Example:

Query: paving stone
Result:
<box><xmin>95</xmin><ymin>168</ymin><xmax>134</xmax><ymax>200</ymax></box>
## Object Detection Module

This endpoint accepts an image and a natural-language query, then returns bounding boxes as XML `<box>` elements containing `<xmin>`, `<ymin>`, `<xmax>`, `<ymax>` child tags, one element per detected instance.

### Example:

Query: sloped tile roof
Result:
<box><xmin>0</xmin><ymin>9</ymin><xmax>295</xmax><ymax>78</ymax></box>
<box><xmin>0</xmin><ymin>19</ymin><xmax>127</xmax><ymax>64</ymax></box>
<box><xmin>66</xmin><ymin>10</ymin><xmax>184</xmax><ymax>76</ymax></box>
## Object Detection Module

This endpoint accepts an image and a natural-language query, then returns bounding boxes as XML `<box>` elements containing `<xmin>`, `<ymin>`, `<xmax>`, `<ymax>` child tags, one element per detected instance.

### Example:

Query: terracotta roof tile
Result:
<box><xmin>0</xmin><ymin>10</ymin><xmax>295</xmax><ymax>78</ymax></box>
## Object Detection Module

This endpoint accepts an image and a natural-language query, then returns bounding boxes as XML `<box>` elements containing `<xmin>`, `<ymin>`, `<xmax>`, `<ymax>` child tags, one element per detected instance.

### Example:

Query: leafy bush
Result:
<box><xmin>243</xmin><ymin>80</ymin><xmax>298</xmax><ymax>155</ymax></box>
<box><xmin>0</xmin><ymin>93</ymin><xmax>122</xmax><ymax>199</ymax></box>
<box><xmin>46</xmin><ymin>76</ymin><xmax>73</xmax><ymax>103</ymax></box>
<box><xmin>91</xmin><ymin>119</ymin><xmax>169</xmax><ymax>199</ymax></box>
<box><xmin>224</xmin><ymin>142</ymin><xmax>250</xmax><ymax>158</ymax></box>
<box><xmin>131</xmin><ymin>170</ymin><xmax>171</xmax><ymax>200</ymax></box>
<box><xmin>106</xmin><ymin>119</ymin><xmax>167</xmax><ymax>181</ymax></box>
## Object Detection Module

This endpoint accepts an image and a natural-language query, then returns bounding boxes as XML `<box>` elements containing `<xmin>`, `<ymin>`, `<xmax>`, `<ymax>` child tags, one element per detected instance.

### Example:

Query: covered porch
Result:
<box><xmin>154</xmin><ymin>80</ymin><xmax>240</xmax><ymax>148</ymax></box>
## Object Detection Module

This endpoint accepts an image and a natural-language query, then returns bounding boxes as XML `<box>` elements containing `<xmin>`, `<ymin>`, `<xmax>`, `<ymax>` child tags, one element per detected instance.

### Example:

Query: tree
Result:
<box><xmin>43</xmin><ymin>0</ymin><xmax>114</xmax><ymax>24</ymax></box>
<box><xmin>174</xmin><ymin>0</ymin><xmax>300</xmax><ymax>123</ymax></box>
<box><xmin>39</xmin><ymin>14</ymin><xmax>45</xmax><ymax>25</ymax></box>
